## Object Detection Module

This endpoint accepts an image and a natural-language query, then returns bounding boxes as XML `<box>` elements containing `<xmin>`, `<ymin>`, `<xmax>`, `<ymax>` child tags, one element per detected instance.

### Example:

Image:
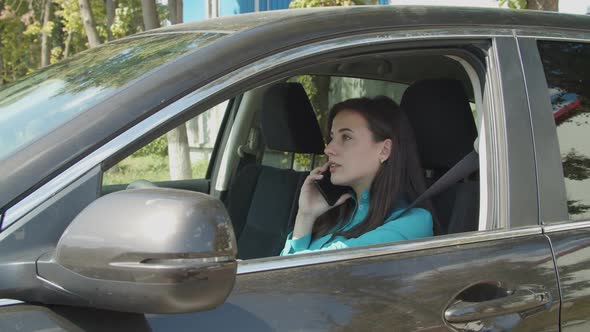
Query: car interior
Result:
<box><xmin>101</xmin><ymin>48</ymin><xmax>486</xmax><ymax>260</ymax></box>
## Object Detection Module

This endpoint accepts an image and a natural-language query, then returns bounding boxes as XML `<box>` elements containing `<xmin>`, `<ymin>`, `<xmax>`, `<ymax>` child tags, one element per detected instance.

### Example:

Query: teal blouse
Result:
<box><xmin>280</xmin><ymin>190</ymin><xmax>433</xmax><ymax>255</ymax></box>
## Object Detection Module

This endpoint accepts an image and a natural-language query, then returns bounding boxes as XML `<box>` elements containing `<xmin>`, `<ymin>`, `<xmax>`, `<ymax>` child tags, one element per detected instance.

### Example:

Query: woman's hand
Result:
<box><xmin>292</xmin><ymin>163</ymin><xmax>352</xmax><ymax>239</ymax></box>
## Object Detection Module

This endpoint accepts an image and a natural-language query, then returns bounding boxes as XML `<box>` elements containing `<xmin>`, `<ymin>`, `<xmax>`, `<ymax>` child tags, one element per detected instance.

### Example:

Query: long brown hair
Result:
<box><xmin>312</xmin><ymin>96</ymin><xmax>436</xmax><ymax>240</ymax></box>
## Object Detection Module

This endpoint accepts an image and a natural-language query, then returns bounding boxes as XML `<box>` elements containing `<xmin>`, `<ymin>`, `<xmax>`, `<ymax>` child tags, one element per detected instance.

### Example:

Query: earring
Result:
<box><xmin>379</xmin><ymin>159</ymin><xmax>384</xmax><ymax>164</ymax></box>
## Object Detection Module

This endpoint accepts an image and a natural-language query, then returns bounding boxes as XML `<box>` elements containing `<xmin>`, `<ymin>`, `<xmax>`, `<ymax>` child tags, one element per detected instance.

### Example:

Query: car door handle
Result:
<box><xmin>444</xmin><ymin>285</ymin><xmax>551</xmax><ymax>323</ymax></box>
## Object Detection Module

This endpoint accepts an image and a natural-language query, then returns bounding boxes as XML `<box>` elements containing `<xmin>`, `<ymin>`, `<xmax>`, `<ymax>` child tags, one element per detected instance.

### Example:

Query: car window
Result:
<box><xmin>0</xmin><ymin>32</ymin><xmax>226</xmax><ymax>162</ymax></box>
<box><xmin>244</xmin><ymin>62</ymin><xmax>484</xmax><ymax>257</ymax></box>
<box><xmin>102</xmin><ymin>101</ymin><xmax>228</xmax><ymax>186</ymax></box>
<box><xmin>537</xmin><ymin>40</ymin><xmax>590</xmax><ymax>221</ymax></box>
<box><xmin>106</xmin><ymin>50</ymin><xmax>486</xmax><ymax>262</ymax></box>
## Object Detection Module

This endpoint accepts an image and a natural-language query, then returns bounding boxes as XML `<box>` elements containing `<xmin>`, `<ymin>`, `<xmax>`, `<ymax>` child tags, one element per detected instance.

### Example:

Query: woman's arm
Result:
<box><xmin>281</xmin><ymin>208</ymin><xmax>432</xmax><ymax>255</ymax></box>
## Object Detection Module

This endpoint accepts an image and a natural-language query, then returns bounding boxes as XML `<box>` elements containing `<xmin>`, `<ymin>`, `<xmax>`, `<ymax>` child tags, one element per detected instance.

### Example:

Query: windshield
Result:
<box><xmin>0</xmin><ymin>32</ymin><xmax>226</xmax><ymax>161</ymax></box>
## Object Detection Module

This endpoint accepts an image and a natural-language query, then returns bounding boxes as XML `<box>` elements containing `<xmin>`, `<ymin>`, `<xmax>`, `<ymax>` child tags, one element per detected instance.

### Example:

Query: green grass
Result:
<box><xmin>103</xmin><ymin>155</ymin><xmax>210</xmax><ymax>185</ymax></box>
<box><xmin>103</xmin><ymin>155</ymin><xmax>170</xmax><ymax>185</ymax></box>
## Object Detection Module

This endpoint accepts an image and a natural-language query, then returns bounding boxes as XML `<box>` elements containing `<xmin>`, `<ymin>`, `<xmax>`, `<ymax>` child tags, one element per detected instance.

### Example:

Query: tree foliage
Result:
<box><xmin>0</xmin><ymin>0</ymin><xmax>167</xmax><ymax>85</ymax></box>
<box><xmin>498</xmin><ymin>0</ymin><xmax>527</xmax><ymax>9</ymax></box>
<box><xmin>289</xmin><ymin>0</ymin><xmax>369</xmax><ymax>7</ymax></box>
<box><xmin>498</xmin><ymin>0</ymin><xmax>559</xmax><ymax>10</ymax></box>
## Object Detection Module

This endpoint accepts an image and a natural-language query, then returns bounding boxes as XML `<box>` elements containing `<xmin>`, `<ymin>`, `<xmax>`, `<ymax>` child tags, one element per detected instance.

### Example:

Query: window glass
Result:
<box><xmin>538</xmin><ymin>41</ymin><xmax>590</xmax><ymax>221</ymax></box>
<box><xmin>261</xmin><ymin>149</ymin><xmax>292</xmax><ymax>169</ymax></box>
<box><xmin>103</xmin><ymin>101</ymin><xmax>228</xmax><ymax>186</ymax></box>
<box><xmin>0</xmin><ymin>32</ymin><xmax>226</xmax><ymax>161</ymax></box>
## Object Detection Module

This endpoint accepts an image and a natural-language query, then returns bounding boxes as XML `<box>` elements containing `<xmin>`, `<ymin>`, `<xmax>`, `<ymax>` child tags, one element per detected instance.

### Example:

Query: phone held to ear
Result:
<box><xmin>313</xmin><ymin>170</ymin><xmax>351</xmax><ymax>206</ymax></box>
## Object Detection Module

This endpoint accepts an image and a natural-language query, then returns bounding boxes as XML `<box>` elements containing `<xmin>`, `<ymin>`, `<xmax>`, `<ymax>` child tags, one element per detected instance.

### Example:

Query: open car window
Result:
<box><xmin>228</xmin><ymin>51</ymin><xmax>487</xmax><ymax>259</ymax></box>
<box><xmin>101</xmin><ymin>101</ymin><xmax>229</xmax><ymax>195</ymax></box>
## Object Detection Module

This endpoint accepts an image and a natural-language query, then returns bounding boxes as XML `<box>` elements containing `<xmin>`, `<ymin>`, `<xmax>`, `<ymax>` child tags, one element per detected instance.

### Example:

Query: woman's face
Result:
<box><xmin>324</xmin><ymin>110</ymin><xmax>391</xmax><ymax>194</ymax></box>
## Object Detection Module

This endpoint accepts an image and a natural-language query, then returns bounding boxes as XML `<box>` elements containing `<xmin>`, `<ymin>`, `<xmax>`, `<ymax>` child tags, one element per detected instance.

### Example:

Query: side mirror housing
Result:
<box><xmin>35</xmin><ymin>188</ymin><xmax>237</xmax><ymax>314</ymax></box>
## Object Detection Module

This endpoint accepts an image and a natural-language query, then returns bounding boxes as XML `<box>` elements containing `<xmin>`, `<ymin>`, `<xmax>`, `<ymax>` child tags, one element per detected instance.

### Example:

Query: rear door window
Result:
<box><xmin>537</xmin><ymin>40</ymin><xmax>590</xmax><ymax>221</ymax></box>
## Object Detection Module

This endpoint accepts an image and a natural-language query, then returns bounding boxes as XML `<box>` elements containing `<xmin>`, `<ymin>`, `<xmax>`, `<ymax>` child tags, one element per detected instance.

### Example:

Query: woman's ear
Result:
<box><xmin>379</xmin><ymin>138</ymin><xmax>393</xmax><ymax>162</ymax></box>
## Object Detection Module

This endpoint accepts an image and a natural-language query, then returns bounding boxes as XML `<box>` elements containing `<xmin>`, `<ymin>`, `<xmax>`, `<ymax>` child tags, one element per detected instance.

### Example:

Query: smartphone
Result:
<box><xmin>313</xmin><ymin>170</ymin><xmax>351</xmax><ymax>206</ymax></box>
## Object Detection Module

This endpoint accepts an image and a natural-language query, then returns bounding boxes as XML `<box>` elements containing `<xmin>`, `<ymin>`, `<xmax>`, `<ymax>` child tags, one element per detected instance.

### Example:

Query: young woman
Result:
<box><xmin>281</xmin><ymin>96</ymin><xmax>434</xmax><ymax>255</ymax></box>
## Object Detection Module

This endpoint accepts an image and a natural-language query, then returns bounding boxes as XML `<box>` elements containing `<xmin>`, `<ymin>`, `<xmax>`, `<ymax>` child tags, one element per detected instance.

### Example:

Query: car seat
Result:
<box><xmin>400</xmin><ymin>79</ymin><xmax>480</xmax><ymax>234</ymax></box>
<box><xmin>226</xmin><ymin>82</ymin><xmax>325</xmax><ymax>259</ymax></box>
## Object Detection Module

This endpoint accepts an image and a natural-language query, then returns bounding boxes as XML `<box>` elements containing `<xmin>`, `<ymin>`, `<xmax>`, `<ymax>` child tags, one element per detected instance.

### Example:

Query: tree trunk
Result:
<box><xmin>169</xmin><ymin>0</ymin><xmax>178</xmax><ymax>24</ymax></box>
<box><xmin>64</xmin><ymin>31</ymin><xmax>73</xmax><ymax>58</ymax></box>
<box><xmin>149</xmin><ymin>0</ymin><xmax>190</xmax><ymax>180</ymax></box>
<box><xmin>177</xmin><ymin>0</ymin><xmax>183</xmax><ymax>22</ymax></box>
<box><xmin>78</xmin><ymin>0</ymin><xmax>101</xmax><ymax>47</ymax></box>
<box><xmin>168</xmin><ymin>0</ymin><xmax>184</xmax><ymax>24</ymax></box>
<box><xmin>310</xmin><ymin>76</ymin><xmax>331</xmax><ymax>130</ymax></box>
<box><xmin>40</xmin><ymin>0</ymin><xmax>52</xmax><ymax>68</ymax></box>
<box><xmin>0</xmin><ymin>38</ymin><xmax>3</xmax><ymax>86</ymax></box>
<box><xmin>207</xmin><ymin>0</ymin><xmax>218</xmax><ymax>18</ymax></box>
<box><xmin>141</xmin><ymin>0</ymin><xmax>160</xmax><ymax>30</ymax></box>
<box><xmin>169</xmin><ymin>0</ymin><xmax>200</xmax><ymax>149</ymax></box>
<box><xmin>167</xmin><ymin>123</ymin><xmax>193</xmax><ymax>180</ymax></box>
<box><xmin>527</xmin><ymin>0</ymin><xmax>558</xmax><ymax>11</ymax></box>
<box><xmin>106</xmin><ymin>0</ymin><xmax>116</xmax><ymax>41</ymax></box>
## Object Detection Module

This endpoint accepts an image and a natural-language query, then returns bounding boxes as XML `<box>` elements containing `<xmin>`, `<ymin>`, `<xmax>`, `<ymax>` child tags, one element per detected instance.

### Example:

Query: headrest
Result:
<box><xmin>400</xmin><ymin>79</ymin><xmax>478</xmax><ymax>170</ymax></box>
<box><xmin>261</xmin><ymin>83</ymin><xmax>325</xmax><ymax>154</ymax></box>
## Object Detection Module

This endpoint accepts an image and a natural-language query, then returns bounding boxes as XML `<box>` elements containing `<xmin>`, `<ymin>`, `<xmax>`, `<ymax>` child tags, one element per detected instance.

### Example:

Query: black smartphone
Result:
<box><xmin>313</xmin><ymin>170</ymin><xmax>351</xmax><ymax>206</ymax></box>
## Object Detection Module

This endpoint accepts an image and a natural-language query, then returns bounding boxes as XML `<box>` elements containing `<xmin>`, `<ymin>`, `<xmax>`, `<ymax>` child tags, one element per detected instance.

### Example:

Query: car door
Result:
<box><xmin>518</xmin><ymin>32</ymin><xmax>590</xmax><ymax>331</ymax></box>
<box><xmin>142</xmin><ymin>34</ymin><xmax>558</xmax><ymax>332</ymax></box>
<box><xmin>0</xmin><ymin>29</ymin><xmax>559</xmax><ymax>331</ymax></box>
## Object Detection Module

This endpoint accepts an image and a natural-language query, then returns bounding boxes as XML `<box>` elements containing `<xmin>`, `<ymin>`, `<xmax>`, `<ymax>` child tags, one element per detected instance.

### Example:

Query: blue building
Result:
<box><xmin>184</xmin><ymin>0</ymin><xmax>388</xmax><ymax>22</ymax></box>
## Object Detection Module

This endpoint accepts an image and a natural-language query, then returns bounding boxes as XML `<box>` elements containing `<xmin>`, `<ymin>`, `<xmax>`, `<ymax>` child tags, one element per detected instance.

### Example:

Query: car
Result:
<box><xmin>0</xmin><ymin>5</ymin><xmax>589</xmax><ymax>331</ymax></box>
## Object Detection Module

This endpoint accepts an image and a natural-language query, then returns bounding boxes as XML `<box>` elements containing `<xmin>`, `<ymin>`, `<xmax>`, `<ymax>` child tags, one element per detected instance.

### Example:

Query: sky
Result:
<box><xmin>559</xmin><ymin>0</ymin><xmax>590</xmax><ymax>14</ymax></box>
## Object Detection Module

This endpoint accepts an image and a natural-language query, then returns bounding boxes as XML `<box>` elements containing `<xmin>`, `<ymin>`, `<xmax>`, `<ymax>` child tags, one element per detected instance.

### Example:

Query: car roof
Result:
<box><xmin>1</xmin><ymin>5</ymin><xmax>589</xmax><ymax>217</ymax></box>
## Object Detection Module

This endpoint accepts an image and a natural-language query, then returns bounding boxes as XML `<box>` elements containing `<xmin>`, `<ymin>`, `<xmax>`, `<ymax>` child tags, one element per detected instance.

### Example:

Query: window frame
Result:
<box><xmin>517</xmin><ymin>32</ymin><xmax>590</xmax><ymax>229</ymax></box>
<box><xmin>2</xmin><ymin>29</ymin><xmax>532</xmax><ymax>271</ymax></box>
<box><xmin>212</xmin><ymin>35</ymin><xmax>531</xmax><ymax>270</ymax></box>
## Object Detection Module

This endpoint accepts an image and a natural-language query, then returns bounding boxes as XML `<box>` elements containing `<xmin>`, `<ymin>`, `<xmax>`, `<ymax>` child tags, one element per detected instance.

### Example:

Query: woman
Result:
<box><xmin>281</xmin><ymin>96</ymin><xmax>434</xmax><ymax>255</ymax></box>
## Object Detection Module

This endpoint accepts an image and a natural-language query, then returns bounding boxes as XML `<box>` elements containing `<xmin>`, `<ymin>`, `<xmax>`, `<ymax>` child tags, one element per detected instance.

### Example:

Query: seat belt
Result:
<box><xmin>399</xmin><ymin>150</ymin><xmax>479</xmax><ymax>217</ymax></box>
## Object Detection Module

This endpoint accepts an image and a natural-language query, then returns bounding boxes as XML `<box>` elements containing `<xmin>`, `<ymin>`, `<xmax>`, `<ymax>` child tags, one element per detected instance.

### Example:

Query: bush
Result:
<box><xmin>133</xmin><ymin>135</ymin><xmax>168</xmax><ymax>157</ymax></box>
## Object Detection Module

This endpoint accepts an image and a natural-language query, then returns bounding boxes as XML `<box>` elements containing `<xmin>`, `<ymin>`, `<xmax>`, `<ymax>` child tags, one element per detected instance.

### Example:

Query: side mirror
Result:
<box><xmin>36</xmin><ymin>188</ymin><xmax>237</xmax><ymax>314</ymax></box>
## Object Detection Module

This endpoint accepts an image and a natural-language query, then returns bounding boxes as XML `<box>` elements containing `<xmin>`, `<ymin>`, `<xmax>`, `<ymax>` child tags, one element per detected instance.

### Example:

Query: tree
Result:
<box><xmin>138</xmin><ymin>0</ymin><xmax>191</xmax><ymax>180</ymax></box>
<box><xmin>527</xmin><ymin>0</ymin><xmax>558</xmax><ymax>11</ymax></box>
<box><xmin>498</xmin><ymin>0</ymin><xmax>558</xmax><ymax>11</ymax></box>
<box><xmin>168</xmin><ymin>0</ymin><xmax>182</xmax><ymax>25</ymax></box>
<box><xmin>288</xmin><ymin>0</ymin><xmax>374</xmax><ymax>126</ymax></box>
<box><xmin>0</xmin><ymin>0</ymin><xmax>4</xmax><ymax>85</ymax></box>
<box><xmin>1</xmin><ymin>0</ymin><xmax>148</xmax><ymax>83</ymax></box>
<box><xmin>140</xmin><ymin>0</ymin><xmax>158</xmax><ymax>30</ymax></box>
<box><xmin>105</xmin><ymin>0</ymin><xmax>116</xmax><ymax>41</ymax></box>
<box><xmin>40</xmin><ymin>0</ymin><xmax>53</xmax><ymax>68</ymax></box>
<box><xmin>1</xmin><ymin>1</ymin><xmax>44</xmax><ymax>80</ymax></box>
<box><xmin>78</xmin><ymin>0</ymin><xmax>100</xmax><ymax>47</ymax></box>
<box><xmin>289</xmin><ymin>0</ymin><xmax>369</xmax><ymax>6</ymax></box>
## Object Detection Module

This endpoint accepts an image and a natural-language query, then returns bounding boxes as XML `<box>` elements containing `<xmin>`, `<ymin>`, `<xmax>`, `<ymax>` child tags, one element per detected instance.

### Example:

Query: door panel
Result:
<box><xmin>543</xmin><ymin>229</ymin><xmax>590</xmax><ymax>331</ymax></box>
<box><xmin>0</xmin><ymin>235</ymin><xmax>558</xmax><ymax>331</ymax></box>
<box><xmin>517</xmin><ymin>35</ymin><xmax>590</xmax><ymax>331</ymax></box>
<box><xmin>0</xmin><ymin>304</ymin><xmax>151</xmax><ymax>332</ymax></box>
<box><xmin>145</xmin><ymin>234</ymin><xmax>559</xmax><ymax>331</ymax></box>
